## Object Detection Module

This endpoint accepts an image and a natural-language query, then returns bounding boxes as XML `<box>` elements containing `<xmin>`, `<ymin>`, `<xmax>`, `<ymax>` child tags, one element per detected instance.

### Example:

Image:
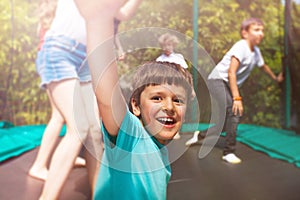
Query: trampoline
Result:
<box><xmin>1</xmin><ymin>127</ymin><xmax>300</xmax><ymax>200</ymax></box>
<box><xmin>1</xmin><ymin>0</ymin><xmax>300</xmax><ymax>199</ymax></box>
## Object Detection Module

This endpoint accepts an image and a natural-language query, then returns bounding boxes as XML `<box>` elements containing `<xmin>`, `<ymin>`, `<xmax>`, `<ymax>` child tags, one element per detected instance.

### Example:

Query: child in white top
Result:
<box><xmin>156</xmin><ymin>33</ymin><xmax>189</xmax><ymax>69</ymax></box>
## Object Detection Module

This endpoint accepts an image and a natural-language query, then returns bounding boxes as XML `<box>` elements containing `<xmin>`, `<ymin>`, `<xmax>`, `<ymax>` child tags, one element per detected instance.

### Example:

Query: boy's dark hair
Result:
<box><xmin>240</xmin><ymin>17</ymin><xmax>264</xmax><ymax>37</ymax></box>
<box><xmin>129</xmin><ymin>61</ymin><xmax>195</xmax><ymax>112</ymax></box>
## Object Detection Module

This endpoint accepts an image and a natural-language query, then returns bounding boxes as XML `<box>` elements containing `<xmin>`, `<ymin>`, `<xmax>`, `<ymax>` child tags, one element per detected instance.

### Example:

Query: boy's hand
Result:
<box><xmin>276</xmin><ymin>72</ymin><xmax>284</xmax><ymax>83</ymax></box>
<box><xmin>232</xmin><ymin>100</ymin><xmax>243</xmax><ymax>116</ymax></box>
<box><xmin>117</xmin><ymin>53</ymin><xmax>126</xmax><ymax>61</ymax></box>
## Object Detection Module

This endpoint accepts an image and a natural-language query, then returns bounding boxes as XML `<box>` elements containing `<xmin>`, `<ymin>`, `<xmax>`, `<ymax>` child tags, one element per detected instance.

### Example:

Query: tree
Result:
<box><xmin>0</xmin><ymin>0</ymin><xmax>49</xmax><ymax>125</ymax></box>
<box><xmin>0</xmin><ymin>0</ymin><xmax>286</xmax><ymax>128</ymax></box>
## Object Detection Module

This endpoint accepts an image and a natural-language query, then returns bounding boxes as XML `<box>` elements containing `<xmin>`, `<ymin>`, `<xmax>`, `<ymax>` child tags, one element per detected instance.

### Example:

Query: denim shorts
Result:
<box><xmin>36</xmin><ymin>35</ymin><xmax>90</xmax><ymax>89</ymax></box>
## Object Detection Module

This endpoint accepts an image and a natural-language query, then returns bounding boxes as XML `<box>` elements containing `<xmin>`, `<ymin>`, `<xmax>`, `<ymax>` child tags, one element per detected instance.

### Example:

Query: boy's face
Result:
<box><xmin>131</xmin><ymin>83</ymin><xmax>187</xmax><ymax>144</ymax></box>
<box><xmin>162</xmin><ymin>42</ymin><xmax>174</xmax><ymax>56</ymax></box>
<box><xmin>243</xmin><ymin>24</ymin><xmax>264</xmax><ymax>47</ymax></box>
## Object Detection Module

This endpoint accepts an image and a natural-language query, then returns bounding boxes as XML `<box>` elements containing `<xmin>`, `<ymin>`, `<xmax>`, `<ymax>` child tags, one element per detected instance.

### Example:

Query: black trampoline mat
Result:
<box><xmin>1</xmin><ymin>133</ymin><xmax>300</xmax><ymax>200</ymax></box>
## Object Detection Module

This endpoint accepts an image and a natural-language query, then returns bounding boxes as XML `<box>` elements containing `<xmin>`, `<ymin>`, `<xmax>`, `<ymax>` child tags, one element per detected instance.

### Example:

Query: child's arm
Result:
<box><xmin>115</xmin><ymin>0</ymin><xmax>143</xmax><ymax>21</ymax></box>
<box><xmin>75</xmin><ymin>0</ymin><xmax>128</xmax><ymax>136</ymax></box>
<box><xmin>228</xmin><ymin>56</ymin><xmax>244</xmax><ymax>116</ymax></box>
<box><xmin>115</xmin><ymin>34</ymin><xmax>126</xmax><ymax>60</ymax></box>
<box><xmin>261</xmin><ymin>64</ymin><xmax>284</xmax><ymax>83</ymax></box>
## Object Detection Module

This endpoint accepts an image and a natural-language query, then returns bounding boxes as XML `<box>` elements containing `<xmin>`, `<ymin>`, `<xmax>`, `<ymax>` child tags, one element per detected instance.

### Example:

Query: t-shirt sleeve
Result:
<box><xmin>175</xmin><ymin>53</ymin><xmax>189</xmax><ymax>69</ymax></box>
<box><xmin>255</xmin><ymin>47</ymin><xmax>265</xmax><ymax>67</ymax></box>
<box><xmin>229</xmin><ymin>40</ymin><xmax>247</xmax><ymax>62</ymax></box>
<box><xmin>101</xmin><ymin>107</ymin><xmax>144</xmax><ymax>160</ymax></box>
<box><xmin>156</xmin><ymin>55</ymin><xmax>163</xmax><ymax>62</ymax></box>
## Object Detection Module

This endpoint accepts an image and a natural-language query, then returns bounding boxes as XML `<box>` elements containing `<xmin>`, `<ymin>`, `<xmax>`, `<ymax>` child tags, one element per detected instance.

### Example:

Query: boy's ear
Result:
<box><xmin>131</xmin><ymin>98</ymin><xmax>141</xmax><ymax>117</ymax></box>
<box><xmin>241</xmin><ymin>29</ymin><xmax>248</xmax><ymax>39</ymax></box>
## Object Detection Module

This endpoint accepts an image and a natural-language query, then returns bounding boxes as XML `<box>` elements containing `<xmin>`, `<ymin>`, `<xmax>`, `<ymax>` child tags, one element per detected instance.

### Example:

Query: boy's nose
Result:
<box><xmin>259</xmin><ymin>30</ymin><xmax>264</xmax><ymax>37</ymax></box>
<box><xmin>162</xmin><ymin>99</ymin><xmax>175</xmax><ymax>114</ymax></box>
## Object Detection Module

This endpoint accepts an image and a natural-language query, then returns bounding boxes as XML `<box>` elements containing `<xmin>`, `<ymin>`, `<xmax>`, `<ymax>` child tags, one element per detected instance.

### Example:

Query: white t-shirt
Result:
<box><xmin>208</xmin><ymin>39</ymin><xmax>264</xmax><ymax>87</ymax></box>
<box><xmin>156</xmin><ymin>52</ymin><xmax>189</xmax><ymax>69</ymax></box>
<box><xmin>45</xmin><ymin>0</ymin><xmax>86</xmax><ymax>45</ymax></box>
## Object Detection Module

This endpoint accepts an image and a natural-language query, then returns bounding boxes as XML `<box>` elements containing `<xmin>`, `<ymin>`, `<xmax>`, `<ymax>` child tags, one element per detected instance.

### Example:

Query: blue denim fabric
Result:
<box><xmin>36</xmin><ymin>35</ymin><xmax>90</xmax><ymax>89</ymax></box>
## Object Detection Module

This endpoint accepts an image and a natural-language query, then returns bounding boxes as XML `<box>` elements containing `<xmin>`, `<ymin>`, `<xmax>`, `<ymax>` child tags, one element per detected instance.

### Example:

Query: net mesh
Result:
<box><xmin>285</xmin><ymin>0</ymin><xmax>300</xmax><ymax>133</ymax></box>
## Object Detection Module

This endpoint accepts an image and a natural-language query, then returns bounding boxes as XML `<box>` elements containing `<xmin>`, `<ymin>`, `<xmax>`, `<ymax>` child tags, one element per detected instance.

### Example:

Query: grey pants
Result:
<box><xmin>207</xmin><ymin>79</ymin><xmax>241</xmax><ymax>155</ymax></box>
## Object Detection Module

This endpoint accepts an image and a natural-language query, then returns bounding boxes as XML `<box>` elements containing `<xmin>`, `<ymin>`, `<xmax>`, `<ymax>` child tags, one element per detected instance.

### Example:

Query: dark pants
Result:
<box><xmin>203</xmin><ymin>79</ymin><xmax>241</xmax><ymax>155</ymax></box>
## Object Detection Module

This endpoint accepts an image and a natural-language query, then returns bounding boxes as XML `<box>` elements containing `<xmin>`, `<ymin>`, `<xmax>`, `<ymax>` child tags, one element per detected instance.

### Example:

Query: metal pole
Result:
<box><xmin>193</xmin><ymin>0</ymin><xmax>198</xmax><ymax>84</ymax></box>
<box><xmin>284</xmin><ymin>0</ymin><xmax>291</xmax><ymax>128</ymax></box>
<box><xmin>192</xmin><ymin>0</ymin><xmax>198</xmax><ymax>122</ymax></box>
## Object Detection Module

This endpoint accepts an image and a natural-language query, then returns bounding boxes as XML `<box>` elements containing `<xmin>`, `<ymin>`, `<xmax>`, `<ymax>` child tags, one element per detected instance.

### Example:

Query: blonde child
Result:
<box><xmin>156</xmin><ymin>33</ymin><xmax>189</xmax><ymax>69</ymax></box>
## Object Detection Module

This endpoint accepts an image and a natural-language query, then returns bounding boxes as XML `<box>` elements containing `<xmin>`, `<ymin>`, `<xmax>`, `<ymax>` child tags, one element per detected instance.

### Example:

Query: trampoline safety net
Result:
<box><xmin>285</xmin><ymin>0</ymin><xmax>300</xmax><ymax>133</ymax></box>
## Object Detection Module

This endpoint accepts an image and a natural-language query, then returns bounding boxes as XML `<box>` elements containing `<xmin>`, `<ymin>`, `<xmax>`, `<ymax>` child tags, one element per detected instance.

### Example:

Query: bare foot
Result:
<box><xmin>74</xmin><ymin>156</ymin><xmax>86</xmax><ymax>167</ymax></box>
<box><xmin>28</xmin><ymin>166</ymin><xmax>48</xmax><ymax>181</ymax></box>
<box><xmin>28</xmin><ymin>156</ymin><xmax>85</xmax><ymax>180</ymax></box>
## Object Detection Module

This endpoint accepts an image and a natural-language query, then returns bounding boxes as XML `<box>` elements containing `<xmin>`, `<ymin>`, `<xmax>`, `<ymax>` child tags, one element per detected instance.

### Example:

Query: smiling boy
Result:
<box><xmin>92</xmin><ymin>61</ymin><xmax>194</xmax><ymax>200</ymax></box>
<box><xmin>75</xmin><ymin>1</ymin><xmax>194</xmax><ymax>198</ymax></box>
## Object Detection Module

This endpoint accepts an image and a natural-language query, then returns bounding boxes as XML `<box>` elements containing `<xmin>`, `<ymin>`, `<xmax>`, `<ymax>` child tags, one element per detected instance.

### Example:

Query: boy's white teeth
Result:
<box><xmin>158</xmin><ymin>118</ymin><xmax>174</xmax><ymax>122</ymax></box>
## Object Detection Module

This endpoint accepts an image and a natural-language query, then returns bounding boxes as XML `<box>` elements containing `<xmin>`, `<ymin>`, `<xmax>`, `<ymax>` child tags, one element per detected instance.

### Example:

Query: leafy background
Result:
<box><xmin>0</xmin><ymin>0</ymin><xmax>290</xmax><ymax>128</ymax></box>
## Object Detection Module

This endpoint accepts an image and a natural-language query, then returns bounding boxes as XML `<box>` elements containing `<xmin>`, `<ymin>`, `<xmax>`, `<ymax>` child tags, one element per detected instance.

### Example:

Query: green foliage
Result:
<box><xmin>0</xmin><ymin>0</ymin><xmax>50</xmax><ymax>125</ymax></box>
<box><xmin>120</xmin><ymin>0</ymin><xmax>284</xmax><ymax>128</ymax></box>
<box><xmin>0</xmin><ymin>0</ymin><xmax>286</xmax><ymax>128</ymax></box>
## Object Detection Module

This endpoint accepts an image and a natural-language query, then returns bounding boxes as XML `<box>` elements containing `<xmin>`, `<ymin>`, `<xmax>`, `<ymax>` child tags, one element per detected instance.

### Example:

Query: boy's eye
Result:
<box><xmin>151</xmin><ymin>96</ymin><xmax>162</xmax><ymax>101</ymax></box>
<box><xmin>174</xmin><ymin>98</ymin><xmax>185</xmax><ymax>104</ymax></box>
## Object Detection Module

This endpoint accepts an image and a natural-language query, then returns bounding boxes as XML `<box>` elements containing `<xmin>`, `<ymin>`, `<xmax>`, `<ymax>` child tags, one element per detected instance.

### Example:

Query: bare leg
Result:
<box><xmin>28</xmin><ymin>90</ymin><xmax>64</xmax><ymax>181</ymax></box>
<box><xmin>39</xmin><ymin>79</ymin><xmax>91</xmax><ymax>200</ymax></box>
<box><xmin>80</xmin><ymin>82</ymin><xmax>103</xmax><ymax>194</ymax></box>
<box><xmin>28</xmin><ymin>89</ymin><xmax>86</xmax><ymax>181</ymax></box>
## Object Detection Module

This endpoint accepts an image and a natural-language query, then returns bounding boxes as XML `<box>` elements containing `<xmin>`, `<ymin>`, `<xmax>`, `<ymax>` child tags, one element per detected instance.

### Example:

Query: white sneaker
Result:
<box><xmin>185</xmin><ymin>131</ymin><xmax>200</xmax><ymax>146</ymax></box>
<box><xmin>222</xmin><ymin>153</ymin><xmax>242</xmax><ymax>164</ymax></box>
<box><xmin>173</xmin><ymin>132</ymin><xmax>181</xmax><ymax>140</ymax></box>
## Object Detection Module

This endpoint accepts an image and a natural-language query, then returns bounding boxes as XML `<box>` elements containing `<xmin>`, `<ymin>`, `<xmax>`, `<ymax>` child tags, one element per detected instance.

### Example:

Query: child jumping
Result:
<box><xmin>186</xmin><ymin>17</ymin><xmax>283</xmax><ymax>164</ymax></box>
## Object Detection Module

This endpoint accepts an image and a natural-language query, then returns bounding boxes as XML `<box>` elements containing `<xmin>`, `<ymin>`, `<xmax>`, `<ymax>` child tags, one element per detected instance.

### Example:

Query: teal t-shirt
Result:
<box><xmin>94</xmin><ymin>108</ymin><xmax>171</xmax><ymax>200</ymax></box>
